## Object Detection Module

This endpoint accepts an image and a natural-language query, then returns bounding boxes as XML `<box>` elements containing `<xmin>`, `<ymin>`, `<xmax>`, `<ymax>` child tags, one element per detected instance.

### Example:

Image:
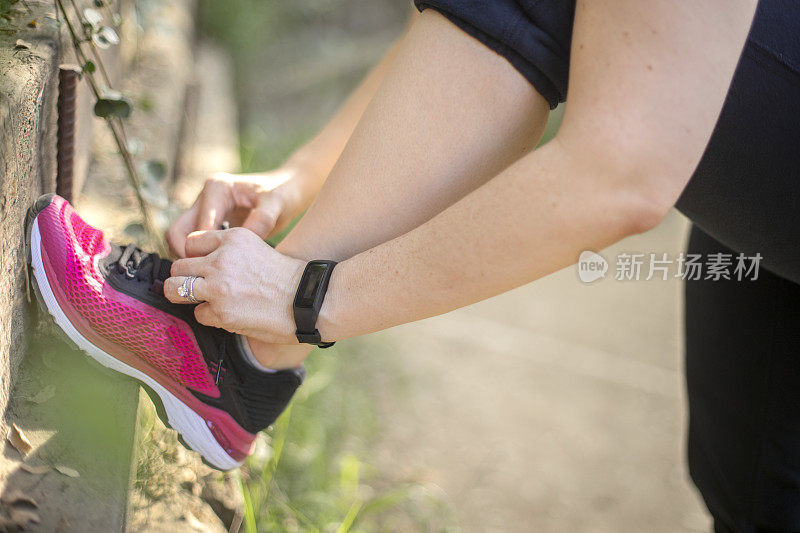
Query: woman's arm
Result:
<box><xmin>165</xmin><ymin>0</ymin><xmax>756</xmax><ymax>368</ymax></box>
<box><xmin>319</xmin><ymin>0</ymin><xmax>758</xmax><ymax>339</ymax></box>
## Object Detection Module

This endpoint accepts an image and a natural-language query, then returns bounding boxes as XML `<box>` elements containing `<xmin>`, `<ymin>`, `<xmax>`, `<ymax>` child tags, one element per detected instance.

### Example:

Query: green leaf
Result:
<box><xmin>82</xmin><ymin>60</ymin><xmax>96</xmax><ymax>74</ymax></box>
<box><xmin>94</xmin><ymin>90</ymin><xmax>131</xmax><ymax>119</ymax></box>
<box><xmin>336</xmin><ymin>498</ymin><xmax>364</xmax><ymax>533</ymax></box>
<box><xmin>240</xmin><ymin>478</ymin><xmax>257</xmax><ymax>533</ymax></box>
<box><xmin>143</xmin><ymin>160</ymin><xmax>167</xmax><ymax>183</ymax></box>
<box><xmin>122</xmin><ymin>222</ymin><xmax>146</xmax><ymax>241</ymax></box>
<box><xmin>339</xmin><ymin>454</ymin><xmax>360</xmax><ymax>495</ymax></box>
<box><xmin>93</xmin><ymin>99</ymin><xmax>114</xmax><ymax>118</ymax></box>
<box><xmin>54</xmin><ymin>465</ymin><xmax>80</xmax><ymax>478</ymax></box>
<box><xmin>92</xmin><ymin>25</ymin><xmax>119</xmax><ymax>48</ymax></box>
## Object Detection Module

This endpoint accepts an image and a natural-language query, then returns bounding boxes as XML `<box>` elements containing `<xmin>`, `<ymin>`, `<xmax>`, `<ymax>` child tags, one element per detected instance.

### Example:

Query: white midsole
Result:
<box><xmin>30</xmin><ymin>218</ymin><xmax>240</xmax><ymax>470</ymax></box>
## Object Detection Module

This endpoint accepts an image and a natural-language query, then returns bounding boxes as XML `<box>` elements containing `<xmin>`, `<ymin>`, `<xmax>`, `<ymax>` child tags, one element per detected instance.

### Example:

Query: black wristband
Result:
<box><xmin>292</xmin><ymin>260</ymin><xmax>337</xmax><ymax>348</ymax></box>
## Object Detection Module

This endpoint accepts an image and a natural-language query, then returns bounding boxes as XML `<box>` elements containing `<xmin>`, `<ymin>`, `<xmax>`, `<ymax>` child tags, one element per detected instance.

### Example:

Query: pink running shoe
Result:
<box><xmin>25</xmin><ymin>194</ymin><xmax>304</xmax><ymax>470</ymax></box>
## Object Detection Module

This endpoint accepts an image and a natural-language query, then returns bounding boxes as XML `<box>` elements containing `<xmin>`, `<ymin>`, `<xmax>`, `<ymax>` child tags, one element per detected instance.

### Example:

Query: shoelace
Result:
<box><xmin>116</xmin><ymin>243</ymin><xmax>164</xmax><ymax>282</ymax></box>
<box><xmin>215</xmin><ymin>337</ymin><xmax>227</xmax><ymax>386</ymax></box>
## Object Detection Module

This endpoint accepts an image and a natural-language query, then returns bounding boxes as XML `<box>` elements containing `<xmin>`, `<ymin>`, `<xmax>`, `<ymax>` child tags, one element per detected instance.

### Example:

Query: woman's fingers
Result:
<box><xmin>163</xmin><ymin>275</ymin><xmax>210</xmax><ymax>304</ymax></box>
<box><xmin>171</xmin><ymin>256</ymin><xmax>210</xmax><ymax>277</ymax></box>
<box><xmin>164</xmin><ymin>173</ymin><xmax>295</xmax><ymax>257</ymax></box>
<box><xmin>166</xmin><ymin>206</ymin><xmax>198</xmax><ymax>258</ymax></box>
<box><xmin>165</xmin><ymin>177</ymin><xmax>235</xmax><ymax>258</ymax></box>
<box><xmin>197</xmin><ymin>177</ymin><xmax>235</xmax><ymax>231</ymax></box>
<box><xmin>242</xmin><ymin>193</ymin><xmax>283</xmax><ymax>239</ymax></box>
<box><xmin>193</xmin><ymin>302</ymin><xmax>221</xmax><ymax>328</ymax></box>
<box><xmin>184</xmin><ymin>230</ymin><xmax>226</xmax><ymax>258</ymax></box>
<box><xmin>196</xmin><ymin>192</ymin><xmax>227</xmax><ymax>232</ymax></box>
<box><xmin>164</xmin><ymin>224</ymin><xmax>304</xmax><ymax>344</ymax></box>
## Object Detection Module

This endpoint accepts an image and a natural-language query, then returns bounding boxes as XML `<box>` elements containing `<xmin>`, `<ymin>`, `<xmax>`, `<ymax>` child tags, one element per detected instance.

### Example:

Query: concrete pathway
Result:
<box><xmin>367</xmin><ymin>210</ymin><xmax>711</xmax><ymax>532</ymax></box>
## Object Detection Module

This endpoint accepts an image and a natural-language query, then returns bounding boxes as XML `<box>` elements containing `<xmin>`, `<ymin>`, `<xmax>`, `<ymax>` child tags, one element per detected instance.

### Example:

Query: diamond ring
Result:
<box><xmin>178</xmin><ymin>275</ymin><xmax>201</xmax><ymax>303</ymax></box>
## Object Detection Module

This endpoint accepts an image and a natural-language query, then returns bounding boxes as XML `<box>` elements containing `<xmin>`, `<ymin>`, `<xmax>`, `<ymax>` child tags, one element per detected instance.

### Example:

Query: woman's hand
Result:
<box><xmin>166</xmin><ymin>168</ymin><xmax>314</xmax><ymax>258</ymax></box>
<box><xmin>163</xmin><ymin>227</ymin><xmax>305</xmax><ymax>345</ymax></box>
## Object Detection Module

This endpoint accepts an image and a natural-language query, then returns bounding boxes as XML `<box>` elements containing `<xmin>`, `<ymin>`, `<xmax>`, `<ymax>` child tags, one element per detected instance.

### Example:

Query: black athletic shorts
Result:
<box><xmin>416</xmin><ymin>0</ymin><xmax>574</xmax><ymax>110</ymax></box>
<box><xmin>416</xmin><ymin>1</ymin><xmax>800</xmax><ymax>531</ymax></box>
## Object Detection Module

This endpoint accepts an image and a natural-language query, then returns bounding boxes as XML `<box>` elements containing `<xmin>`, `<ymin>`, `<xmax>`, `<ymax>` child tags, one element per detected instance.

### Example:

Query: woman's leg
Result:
<box><xmin>685</xmin><ymin>225</ymin><xmax>800</xmax><ymax>532</ymax></box>
<box><xmin>276</xmin><ymin>9</ymin><xmax>550</xmax><ymax>262</ymax></box>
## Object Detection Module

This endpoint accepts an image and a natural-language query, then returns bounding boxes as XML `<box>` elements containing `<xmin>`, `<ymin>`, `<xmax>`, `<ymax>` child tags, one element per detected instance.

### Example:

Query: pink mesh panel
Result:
<box><xmin>167</xmin><ymin>325</ymin><xmax>222</xmax><ymax>393</ymax></box>
<box><xmin>37</xmin><ymin>197</ymin><xmax>219</xmax><ymax>397</ymax></box>
<box><xmin>69</xmin><ymin>209</ymin><xmax>104</xmax><ymax>256</ymax></box>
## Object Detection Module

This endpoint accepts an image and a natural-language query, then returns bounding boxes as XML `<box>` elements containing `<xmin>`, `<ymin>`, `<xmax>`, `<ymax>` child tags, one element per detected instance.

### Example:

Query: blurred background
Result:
<box><xmin>197</xmin><ymin>0</ymin><xmax>711</xmax><ymax>531</ymax></box>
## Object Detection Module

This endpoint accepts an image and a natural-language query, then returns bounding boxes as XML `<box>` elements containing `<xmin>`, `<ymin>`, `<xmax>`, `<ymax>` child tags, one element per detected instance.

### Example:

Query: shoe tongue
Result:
<box><xmin>129</xmin><ymin>249</ymin><xmax>170</xmax><ymax>281</ymax></box>
<box><xmin>107</xmin><ymin>242</ymin><xmax>171</xmax><ymax>282</ymax></box>
<box><xmin>153</xmin><ymin>258</ymin><xmax>172</xmax><ymax>282</ymax></box>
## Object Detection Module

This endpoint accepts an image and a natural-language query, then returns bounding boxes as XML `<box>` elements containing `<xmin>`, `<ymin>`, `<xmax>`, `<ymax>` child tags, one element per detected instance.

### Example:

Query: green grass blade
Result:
<box><xmin>239</xmin><ymin>476</ymin><xmax>258</xmax><ymax>533</ymax></box>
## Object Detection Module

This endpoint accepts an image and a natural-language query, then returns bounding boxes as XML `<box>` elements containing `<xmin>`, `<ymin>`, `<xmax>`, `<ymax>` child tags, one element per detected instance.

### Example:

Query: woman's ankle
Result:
<box><xmin>246</xmin><ymin>337</ymin><xmax>312</xmax><ymax>370</ymax></box>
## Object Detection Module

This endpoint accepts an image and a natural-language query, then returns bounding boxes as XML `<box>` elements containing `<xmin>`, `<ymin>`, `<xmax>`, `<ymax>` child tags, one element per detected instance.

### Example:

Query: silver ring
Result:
<box><xmin>177</xmin><ymin>275</ymin><xmax>201</xmax><ymax>303</ymax></box>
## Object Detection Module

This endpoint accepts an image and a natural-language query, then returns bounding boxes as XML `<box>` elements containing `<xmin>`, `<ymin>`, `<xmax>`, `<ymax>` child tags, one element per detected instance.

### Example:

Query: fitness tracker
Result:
<box><xmin>293</xmin><ymin>260</ymin><xmax>337</xmax><ymax>348</ymax></box>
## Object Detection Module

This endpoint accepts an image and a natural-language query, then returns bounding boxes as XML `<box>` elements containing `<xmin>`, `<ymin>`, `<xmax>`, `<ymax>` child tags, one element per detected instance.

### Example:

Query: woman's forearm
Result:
<box><xmin>318</xmin><ymin>138</ymin><xmax>666</xmax><ymax>340</ymax></box>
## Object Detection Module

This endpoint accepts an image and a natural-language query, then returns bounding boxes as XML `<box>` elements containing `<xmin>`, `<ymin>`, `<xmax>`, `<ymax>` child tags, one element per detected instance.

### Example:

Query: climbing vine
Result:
<box><xmin>52</xmin><ymin>0</ymin><xmax>168</xmax><ymax>254</ymax></box>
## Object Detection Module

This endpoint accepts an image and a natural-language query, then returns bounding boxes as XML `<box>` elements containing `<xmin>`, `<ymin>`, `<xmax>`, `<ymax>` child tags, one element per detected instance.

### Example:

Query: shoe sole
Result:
<box><xmin>27</xmin><ymin>216</ymin><xmax>241</xmax><ymax>471</ymax></box>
